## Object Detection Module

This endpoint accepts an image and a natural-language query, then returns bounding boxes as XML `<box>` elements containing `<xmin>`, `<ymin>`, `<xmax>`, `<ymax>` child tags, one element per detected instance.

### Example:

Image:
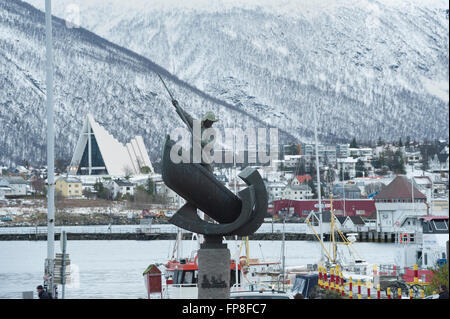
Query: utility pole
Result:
<box><xmin>45</xmin><ymin>0</ymin><xmax>56</xmax><ymax>298</ymax></box>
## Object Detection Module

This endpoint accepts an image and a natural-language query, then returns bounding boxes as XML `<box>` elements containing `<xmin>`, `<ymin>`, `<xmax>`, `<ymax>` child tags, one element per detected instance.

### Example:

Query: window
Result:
<box><xmin>433</xmin><ymin>220</ymin><xmax>448</xmax><ymax>231</ymax></box>
<box><xmin>356</xmin><ymin>210</ymin><xmax>365</xmax><ymax>215</ymax></box>
<box><xmin>173</xmin><ymin>270</ymin><xmax>182</xmax><ymax>284</ymax></box>
<box><xmin>183</xmin><ymin>271</ymin><xmax>193</xmax><ymax>284</ymax></box>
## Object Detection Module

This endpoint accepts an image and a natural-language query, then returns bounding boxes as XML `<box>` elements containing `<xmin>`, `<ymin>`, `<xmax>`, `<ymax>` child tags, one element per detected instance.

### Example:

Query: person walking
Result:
<box><xmin>36</xmin><ymin>285</ymin><xmax>51</xmax><ymax>299</ymax></box>
<box><xmin>438</xmin><ymin>284</ymin><xmax>449</xmax><ymax>299</ymax></box>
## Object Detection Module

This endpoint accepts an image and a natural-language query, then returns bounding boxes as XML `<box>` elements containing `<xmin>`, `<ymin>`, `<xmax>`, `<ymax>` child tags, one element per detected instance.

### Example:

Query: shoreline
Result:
<box><xmin>0</xmin><ymin>232</ymin><xmax>394</xmax><ymax>242</ymax></box>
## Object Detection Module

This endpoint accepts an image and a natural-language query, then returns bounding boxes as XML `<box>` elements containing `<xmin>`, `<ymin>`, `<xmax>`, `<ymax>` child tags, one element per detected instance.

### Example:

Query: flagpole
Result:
<box><xmin>45</xmin><ymin>0</ymin><xmax>56</xmax><ymax>297</ymax></box>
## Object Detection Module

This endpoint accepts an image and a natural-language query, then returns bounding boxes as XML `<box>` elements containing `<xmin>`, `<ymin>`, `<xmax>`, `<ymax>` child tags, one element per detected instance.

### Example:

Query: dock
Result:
<box><xmin>0</xmin><ymin>227</ymin><xmax>397</xmax><ymax>242</ymax></box>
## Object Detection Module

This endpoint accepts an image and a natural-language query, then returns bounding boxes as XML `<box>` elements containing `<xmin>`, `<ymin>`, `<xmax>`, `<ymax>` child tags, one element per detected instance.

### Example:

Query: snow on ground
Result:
<box><xmin>405</xmin><ymin>164</ymin><xmax>440</xmax><ymax>181</ymax></box>
<box><xmin>0</xmin><ymin>199</ymin><xmax>141</xmax><ymax>216</ymax></box>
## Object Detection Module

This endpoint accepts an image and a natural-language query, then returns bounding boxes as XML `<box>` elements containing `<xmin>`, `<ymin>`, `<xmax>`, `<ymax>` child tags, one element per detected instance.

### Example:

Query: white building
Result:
<box><xmin>349</xmin><ymin>147</ymin><xmax>373</xmax><ymax>160</ymax></box>
<box><xmin>404</xmin><ymin>151</ymin><xmax>422</xmax><ymax>164</ymax></box>
<box><xmin>283</xmin><ymin>177</ymin><xmax>313</xmax><ymax>200</ymax></box>
<box><xmin>375</xmin><ymin>202</ymin><xmax>428</xmax><ymax>233</ymax></box>
<box><xmin>283</xmin><ymin>155</ymin><xmax>303</xmax><ymax>168</ymax></box>
<box><xmin>337</xmin><ymin>157</ymin><xmax>357</xmax><ymax>178</ymax></box>
<box><xmin>374</xmin><ymin>175</ymin><xmax>428</xmax><ymax>233</ymax></box>
<box><xmin>429</xmin><ymin>153</ymin><xmax>449</xmax><ymax>173</ymax></box>
<box><xmin>0</xmin><ymin>176</ymin><xmax>27</xmax><ymax>197</ymax></box>
<box><xmin>341</xmin><ymin>216</ymin><xmax>366</xmax><ymax>232</ymax></box>
<box><xmin>336</xmin><ymin>144</ymin><xmax>350</xmax><ymax>158</ymax></box>
<box><xmin>266</xmin><ymin>181</ymin><xmax>287</xmax><ymax>203</ymax></box>
<box><xmin>0</xmin><ymin>184</ymin><xmax>12</xmax><ymax>199</ymax></box>
<box><xmin>154</xmin><ymin>178</ymin><xmax>181</xmax><ymax>206</ymax></box>
<box><xmin>303</xmin><ymin>144</ymin><xmax>337</xmax><ymax>164</ymax></box>
<box><xmin>69</xmin><ymin>114</ymin><xmax>154</xmax><ymax>178</ymax></box>
<box><xmin>107</xmin><ymin>179</ymin><xmax>136</xmax><ymax>199</ymax></box>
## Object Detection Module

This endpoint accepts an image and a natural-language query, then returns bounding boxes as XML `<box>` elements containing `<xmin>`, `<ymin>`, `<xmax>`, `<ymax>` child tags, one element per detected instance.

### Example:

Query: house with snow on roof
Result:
<box><xmin>0</xmin><ymin>176</ymin><xmax>27</xmax><ymax>197</ymax></box>
<box><xmin>283</xmin><ymin>176</ymin><xmax>313</xmax><ymax>200</ymax></box>
<box><xmin>341</xmin><ymin>216</ymin><xmax>366</xmax><ymax>232</ymax></box>
<box><xmin>55</xmin><ymin>176</ymin><xmax>82</xmax><ymax>198</ymax></box>
<box><xmin>107</xmin><ymin>179</ymin><xmax>136</xmax><ymax>199</ymax></box>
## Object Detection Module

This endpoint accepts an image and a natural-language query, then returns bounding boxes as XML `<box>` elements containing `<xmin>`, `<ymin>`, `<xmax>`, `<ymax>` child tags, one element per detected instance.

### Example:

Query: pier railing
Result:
<box><xmin>316</xmin><ymin>265</ymin><xmax>433</xmax><ymax>299</ymax></box>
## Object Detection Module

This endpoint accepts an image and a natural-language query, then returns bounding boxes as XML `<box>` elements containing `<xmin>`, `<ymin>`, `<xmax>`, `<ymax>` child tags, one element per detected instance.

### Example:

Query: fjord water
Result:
<box><xmin>0</xmin><ymin>240</ymin><xmax>396</xmax><ymax>299</ymax></box>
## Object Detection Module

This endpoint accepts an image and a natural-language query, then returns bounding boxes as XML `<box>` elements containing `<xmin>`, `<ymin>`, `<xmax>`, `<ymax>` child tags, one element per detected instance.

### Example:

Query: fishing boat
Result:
<box><xmin>143</xmin><ymin>231</ymin><xmax>284</xmax><ymax>299</ymax></box>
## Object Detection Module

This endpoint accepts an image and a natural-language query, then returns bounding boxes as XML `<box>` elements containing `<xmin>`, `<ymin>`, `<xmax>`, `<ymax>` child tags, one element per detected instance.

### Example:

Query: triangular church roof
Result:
<box><xmin>69</xmin><ymin>114</ymin><xmax>154</xmax><ymax>176</ymax></box>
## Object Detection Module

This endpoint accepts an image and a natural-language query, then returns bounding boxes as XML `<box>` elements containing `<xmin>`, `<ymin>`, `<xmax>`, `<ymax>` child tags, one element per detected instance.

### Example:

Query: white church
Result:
<box><xmin>68</xmin><ymin>114</ymin><xmax>154</xmax><ymax>178</ymax></box>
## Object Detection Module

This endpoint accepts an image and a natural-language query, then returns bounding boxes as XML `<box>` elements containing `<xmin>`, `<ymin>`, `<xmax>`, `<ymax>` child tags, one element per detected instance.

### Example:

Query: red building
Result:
<box><xmin>272</xmin><ymin>199</ymin><xmax>376</xmax><ymax>218</ymax></box>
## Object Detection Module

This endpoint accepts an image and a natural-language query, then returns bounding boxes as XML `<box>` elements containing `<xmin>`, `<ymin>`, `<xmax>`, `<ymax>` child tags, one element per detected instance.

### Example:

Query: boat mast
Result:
<box><xmin>342</xmin><ymin>168</ymin><xmax>346</xmax><ymax>217</ymax></box>
<box><xmin>313</xmin><ymin>103</ymin><xmax>324</xmax><ymax>261</ymax></box>
<box><xmin>411</xmin><ymin>176</ymin><xmax>415</xmax><ymax>214</ymax></box>
<box><xmin>45</xmin><ymin>0</ymin><xmax>56</xmax><ymax>297</ymax></box>
<box><xmin>176</xmin><ymin>196</ymin><xmax>182</xmax><ymax>261</ymax></box>
<box><xmin>330</xmin><ymin>195</ymin><xmax>336</xmax><ymax>263</ymax></box>
<box><xmin>430</xmin><ymin>179</ymin><xmax>434</xmax><ymax>216</ymax></box>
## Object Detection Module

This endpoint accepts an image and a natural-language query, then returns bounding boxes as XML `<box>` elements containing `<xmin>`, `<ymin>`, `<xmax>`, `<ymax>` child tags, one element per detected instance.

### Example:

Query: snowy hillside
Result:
<box><xmin>0</xmin><ymin>0</ymin><xmax>294</xmax><ymax>167</ymax></box>
<box><xmin>1</xmin><ymin>0</ymin><xmax>449</xmax><ymax>168</ymax></box>
<box><xmin>24</xmin><ymin>0</ymin><xmax>450</xmax><ymax>142</ymax></box>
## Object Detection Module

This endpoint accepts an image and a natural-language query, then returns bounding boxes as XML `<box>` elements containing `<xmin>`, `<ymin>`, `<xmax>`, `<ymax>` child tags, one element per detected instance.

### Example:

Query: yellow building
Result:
<box><xmin>55</xmin><ymin>177</ymin><xmax>83</xmax><ymax>198</ymax></box>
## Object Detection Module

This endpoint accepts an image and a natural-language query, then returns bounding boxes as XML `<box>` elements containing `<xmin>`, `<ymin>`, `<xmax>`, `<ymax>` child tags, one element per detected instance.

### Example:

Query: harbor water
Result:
<box><xmin>0</xmin><ymin>240</ymin><xmax>397</xmax><ymax>299</ymax></box>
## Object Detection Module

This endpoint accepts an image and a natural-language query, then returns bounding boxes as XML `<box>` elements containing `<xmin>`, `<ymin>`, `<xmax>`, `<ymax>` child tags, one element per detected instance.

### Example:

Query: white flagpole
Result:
<box><xmin>45</xmin><ymin>0</ymin><xmax>56</xmax><ymax>297</ymax></box>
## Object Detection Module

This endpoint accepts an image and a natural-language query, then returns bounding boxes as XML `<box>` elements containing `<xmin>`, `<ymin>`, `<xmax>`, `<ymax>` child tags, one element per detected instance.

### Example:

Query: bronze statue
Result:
<box><xmin>157</xmin><ymin>73</ymin><xmax>267</xmax><ymax>237</ymax></box>
<box><xmin>171</xmin><ymin>99</ymin><xmax>218</xmax><ymax>173</ymax></box>
<box><xmin>157</xmin><ymin>73</ymin><xmax>269</xmax><ymax>299</ymax></box>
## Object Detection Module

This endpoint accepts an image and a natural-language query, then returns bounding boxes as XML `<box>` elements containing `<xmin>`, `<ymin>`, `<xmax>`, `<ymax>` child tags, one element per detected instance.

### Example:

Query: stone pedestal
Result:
<box><xmin>197</xmin><ymin>236</ymin><xmax>230</xmax><ymax>299</ymax></box>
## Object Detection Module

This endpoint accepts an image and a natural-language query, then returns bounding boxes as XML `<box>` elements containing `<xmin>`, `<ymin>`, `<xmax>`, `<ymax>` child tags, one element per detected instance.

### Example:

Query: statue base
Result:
<box><xmin>197</xmin><ymin>236</ymin><xmax>230</xmax><ymax>299</ymax></box>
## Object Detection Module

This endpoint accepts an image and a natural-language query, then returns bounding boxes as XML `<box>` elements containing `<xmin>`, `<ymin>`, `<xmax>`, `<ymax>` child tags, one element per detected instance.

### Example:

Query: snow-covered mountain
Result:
<box><xmin>25</xmin><ymin>0</ymin><xmax>450</xmax><ymax>142</ymax></box>
<box><xmin>0</xmin><ymin>0</ymin><xmax>294</xmax><ymax>167</ymax></box>
<box><xmin>1</xmin><ymin>0</ymin><xmax>449</xmax><ymax>167</ymax></box>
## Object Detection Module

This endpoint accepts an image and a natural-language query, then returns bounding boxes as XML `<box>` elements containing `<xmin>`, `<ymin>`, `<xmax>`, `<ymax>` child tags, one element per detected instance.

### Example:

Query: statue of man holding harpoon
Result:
<box><xmin>172</xmin><ymin>99</ymin><xmax>219</xmax><ymax>173</ymax></box>
<box><xmin>157</xmin><ymin>74</ymin><xmax>219</xmax><ymax>173</ymax></box>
